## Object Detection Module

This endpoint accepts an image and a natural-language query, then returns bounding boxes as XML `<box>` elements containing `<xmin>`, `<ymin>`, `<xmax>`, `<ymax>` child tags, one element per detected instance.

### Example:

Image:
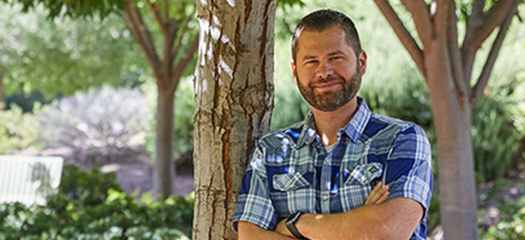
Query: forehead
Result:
<box><xmin>295</xmin><ymin>27</ymin><xmax>354</xmax><ymax>58</ymax></box>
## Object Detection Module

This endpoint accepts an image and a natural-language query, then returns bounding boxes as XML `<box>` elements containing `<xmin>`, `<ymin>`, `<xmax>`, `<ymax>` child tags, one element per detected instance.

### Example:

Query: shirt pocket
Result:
<box><xmin>271</xmin><ymin>172</ymin><xmax>314</xmax><ymax>218</ymax></box>
<box><xmin>344</xmin><ymin>162</ymin><xmax>384</xmax><ymax>186</ymax></box>
<box><xmin>273</xmin><ymin>172</ymin><xmax>310</xmax><ymax>191</ymax></box>
<box><xmin>340</xmin><ymin>163</ymin><xmax>384</xmax><ymax>211</ymax></box>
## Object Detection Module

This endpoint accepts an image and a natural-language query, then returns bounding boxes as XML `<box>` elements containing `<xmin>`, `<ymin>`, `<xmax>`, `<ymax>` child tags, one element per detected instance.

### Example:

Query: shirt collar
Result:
<box><xmin>296</xmin><ymin>97</ymin><xmax>372</xmax><ymax>148</ymax></box>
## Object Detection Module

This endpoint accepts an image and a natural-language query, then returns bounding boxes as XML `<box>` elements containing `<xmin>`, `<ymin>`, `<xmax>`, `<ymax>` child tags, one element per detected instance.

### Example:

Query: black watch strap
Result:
<box><xmin>285</xmin><ymin>211</ymin><xmax>308</xmax><ymax>239</ymax></box>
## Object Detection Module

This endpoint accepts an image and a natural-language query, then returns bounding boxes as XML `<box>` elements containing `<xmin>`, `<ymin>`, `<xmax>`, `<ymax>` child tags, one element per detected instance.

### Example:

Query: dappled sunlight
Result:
<box><xmin>225</xmin><ymin>0</ymin><xmax>235</xmax><ymax>8</ymax></box>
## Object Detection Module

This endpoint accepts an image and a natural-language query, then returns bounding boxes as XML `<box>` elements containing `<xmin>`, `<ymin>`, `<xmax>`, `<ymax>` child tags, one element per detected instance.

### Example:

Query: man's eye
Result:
<box><xmin>305</xmin><ymin>60</ymin><xmax>318</xmax><ymax>65</ymax></box>
<box><xmin>331</xmin><ymin>56</ymin><xmax>342</xmax><ymax>61</ymax></box>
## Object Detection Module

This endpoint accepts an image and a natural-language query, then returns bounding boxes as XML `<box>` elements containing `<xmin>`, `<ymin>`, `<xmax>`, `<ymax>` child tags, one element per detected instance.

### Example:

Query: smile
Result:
<box><xmin>313</xmin><ymin>81</ymin><xmax>341</xmax><ymax>90</ymax></box>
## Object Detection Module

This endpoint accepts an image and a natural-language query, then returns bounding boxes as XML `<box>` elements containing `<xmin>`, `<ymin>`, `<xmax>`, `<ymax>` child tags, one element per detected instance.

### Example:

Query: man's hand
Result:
<box><xmin>274</xmin><ymin>181</ymin><xmax>390</xmax><ymax>238</ymax></box>
<box><xmin>364</xmin><ymin>181</ymin><xmax>389</xmax><ymax>205</ymax></box>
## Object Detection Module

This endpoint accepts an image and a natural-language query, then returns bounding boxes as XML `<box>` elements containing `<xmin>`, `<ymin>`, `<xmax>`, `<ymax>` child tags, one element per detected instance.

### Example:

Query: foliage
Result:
<box><xmin>0</xmin><ymin>104</ymin><xmax>40</xmax><ymax>154</ymax></box>
<box><xmin>480</xmin><ymin>190</ymin><xmax>525</xmax><ymax>239</ymax></box>
<box><xmin>0</xmin><ymin>2</ymin><xmax>146</xmax><ymax>99</ymax></box>
<box><xmin>472</xmin><ymin>97</ymin><xmax>523</xmax><ymax>183</ymax></box>
<box><xmin>37</xmin><ymin>86</ymin><xmax>150</xmax><ymax>162</ymax></box>
<box><xmin>4</xmin><ymin>91</ymin><xmax>55</xmax><ymax>113</ymax></box>
<box><xmin>59</xmin><ymin>165</ymin><xmax>124</xmax><ymax>206</ymax></box>
<box><xmin>0</xmin><ymin>164</ymin><xmax>194</xmax><ymax>240</ymax></box>
<box><xmin>1</xmin><ymin>0</ymin><xmax>124</xmax><ymax>19</ymax></box>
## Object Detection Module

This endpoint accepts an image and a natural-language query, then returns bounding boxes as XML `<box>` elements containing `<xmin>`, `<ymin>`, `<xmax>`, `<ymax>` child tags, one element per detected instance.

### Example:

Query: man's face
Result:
<box><xmin>292</xmin><ymin>26</ymin><xmax>366</xmax><ymax>112</ymax></box>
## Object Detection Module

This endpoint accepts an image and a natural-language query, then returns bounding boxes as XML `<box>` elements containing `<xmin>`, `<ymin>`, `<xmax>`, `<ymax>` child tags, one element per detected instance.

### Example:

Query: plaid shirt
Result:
<box><xmin>233</xmin><ymin>98</ymin><xmax>433</xmax><ymax>240</ymax></box>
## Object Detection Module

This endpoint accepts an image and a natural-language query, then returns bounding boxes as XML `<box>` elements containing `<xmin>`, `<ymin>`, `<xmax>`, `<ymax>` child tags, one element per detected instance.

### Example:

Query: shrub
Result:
<box><xmin>472</xmin><ymin>97</ymin><xmax>523</xmax><ymax>183</ymax></box>
<box><xmin>0</xmin><ymin>164</ymin><xmax>194</xmax><ymax>240</ymax></box>
<box><xmin>0</xmin><ymin>104</ymin><xmax>40</xmax><ymax>154</ymax></box>
<box><xmin>481</xmin><ymin>195</ymin><xmax>525</xmax><ymax>239</ymax></box>
<box><xmin>37</xmin><ymin>86</ymin><xmax>150</xmax><ymax>162</ymax></box>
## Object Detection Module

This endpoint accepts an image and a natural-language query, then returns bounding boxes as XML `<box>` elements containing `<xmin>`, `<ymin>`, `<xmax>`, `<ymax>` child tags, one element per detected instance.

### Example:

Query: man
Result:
<box><xmin>233</xmin><ymin>9</ymin><xmax>432</xmax><ymax>240</ymax></box>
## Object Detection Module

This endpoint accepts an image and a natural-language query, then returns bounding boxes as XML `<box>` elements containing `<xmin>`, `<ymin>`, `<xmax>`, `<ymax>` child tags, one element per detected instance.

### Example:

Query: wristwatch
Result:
<box><xmin>285</xmin><ymin>211</ymin><xmax>308</xmax><ymax>239</ymax></box>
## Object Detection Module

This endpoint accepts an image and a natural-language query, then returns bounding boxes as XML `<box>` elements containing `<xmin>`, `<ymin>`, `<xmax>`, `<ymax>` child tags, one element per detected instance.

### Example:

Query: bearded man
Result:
<box><xmin>233</xmin><ymin>9</ymin><xmax>433</xmax><ymax>240</ymax></box>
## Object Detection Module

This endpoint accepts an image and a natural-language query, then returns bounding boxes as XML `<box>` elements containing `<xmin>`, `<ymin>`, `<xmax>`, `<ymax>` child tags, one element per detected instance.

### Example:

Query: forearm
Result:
<box><xmin>297</xmin><ymin>205</ymin><xmax>385</xmax><ymax>240</ymax></box>
<box><xmin>296</xmin><ymin>198</ymin><xmax>421</xmax><ymax>240</ymax></box>
<box><xmin>238</xmin><ymin>221</ymin><xmax>298</xmax><ymax>240</ymax></box>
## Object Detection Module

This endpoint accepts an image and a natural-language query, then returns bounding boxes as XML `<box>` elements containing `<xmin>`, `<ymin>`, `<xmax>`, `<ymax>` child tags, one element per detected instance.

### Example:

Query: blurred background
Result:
<box><xmin>1</xmin><ymin>0</ymin><xmax>524</xmax><ymax>239</ymax></box>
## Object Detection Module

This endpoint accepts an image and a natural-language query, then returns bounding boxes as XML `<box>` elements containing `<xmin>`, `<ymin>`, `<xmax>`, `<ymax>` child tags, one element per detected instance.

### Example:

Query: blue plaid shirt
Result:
<box><xmin>233</xmin><ymin>98</ymin><xmax>433</xmax><ymax>240</ymax></box>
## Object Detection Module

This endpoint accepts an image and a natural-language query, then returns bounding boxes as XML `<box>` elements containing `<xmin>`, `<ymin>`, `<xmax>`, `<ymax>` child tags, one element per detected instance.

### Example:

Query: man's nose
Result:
<box><xmin>316</xmin><ymin>61</ymin><xmax>334</xmax><ymax>79</ymax></box>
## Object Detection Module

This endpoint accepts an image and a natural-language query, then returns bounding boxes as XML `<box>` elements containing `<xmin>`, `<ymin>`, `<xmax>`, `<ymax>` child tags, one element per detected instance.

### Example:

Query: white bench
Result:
<box><xmin>0</xmin><ymin>155</ymin><xmax>63</xmax><ymax>205</ymax></box>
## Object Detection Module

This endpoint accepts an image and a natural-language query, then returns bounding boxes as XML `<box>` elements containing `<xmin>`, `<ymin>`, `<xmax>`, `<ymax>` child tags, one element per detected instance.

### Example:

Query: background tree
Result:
<box><xmin>372</xmin><ymin>0</ymin><xmax>522</xmax><ymax>239</ymax></box>
<box><xmin>0</xmin><ymin>3</ymin><xmax>144</xmax><ymax>110</ymax></box>
<box><xmin>4</xmin><ymin>0</ymin><xmax>199</xmax><ymax>199</ymax></box>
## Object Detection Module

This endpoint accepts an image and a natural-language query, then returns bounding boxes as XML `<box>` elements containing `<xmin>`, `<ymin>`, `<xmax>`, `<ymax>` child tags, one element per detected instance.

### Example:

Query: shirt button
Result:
<box><xmin>325</xmin><ymin>159</ymin><xmax>330</xmax><ymax>164</ymax></box>
<box><xmin>323</xmin><ymin>195</ymin><xmax>328</xmax><ymax>201</ymax></box>
<box><xmin>361</xmin><ymin>176</ymin><xmax>367</xmax><ymax>182</ymax></box>
<box><xmin>290</xmin><ymin>183</ymin><xmax>295</xmax><ymax>188</ymax></box>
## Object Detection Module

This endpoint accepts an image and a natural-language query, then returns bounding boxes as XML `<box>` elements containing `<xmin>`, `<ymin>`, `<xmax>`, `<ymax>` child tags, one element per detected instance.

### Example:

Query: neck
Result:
<box><xmin>311</xmin><ymin>98</ymin><xmax>359</xmax><ymax>146</ymax></box>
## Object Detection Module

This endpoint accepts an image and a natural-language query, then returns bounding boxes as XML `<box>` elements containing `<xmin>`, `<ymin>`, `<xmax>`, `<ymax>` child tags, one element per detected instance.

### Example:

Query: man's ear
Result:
<box><xmin>359</xmin><ymin>50</ymin><xmax>367</xmax><ymax>76</ymax></box>
<box><xmin>291</xmin><ymin>61</ymin><xmax>298</xmax><ymax>84</ymax></box>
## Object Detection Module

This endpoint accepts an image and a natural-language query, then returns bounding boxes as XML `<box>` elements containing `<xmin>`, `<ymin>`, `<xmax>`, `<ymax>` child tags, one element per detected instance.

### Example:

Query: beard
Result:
<box><xmin>296</xmin><ymin>66</ymin><xmax>361</xmax><ymax>112</ymax></box>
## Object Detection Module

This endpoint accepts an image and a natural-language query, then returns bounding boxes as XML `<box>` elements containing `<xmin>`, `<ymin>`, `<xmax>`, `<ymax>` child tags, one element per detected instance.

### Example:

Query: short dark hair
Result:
<box><xmin>291</xmin><ymin>9</ymin><xmax>362</xmax><ymax>62</ymax></box>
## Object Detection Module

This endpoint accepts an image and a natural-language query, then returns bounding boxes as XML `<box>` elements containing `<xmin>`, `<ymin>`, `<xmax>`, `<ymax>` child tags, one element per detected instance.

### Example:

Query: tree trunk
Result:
<box><xmin>154</xmin><ymin>85</ymin><xmax>175</xmax><ymax>199</ymax></box>
<box><xmin>193</xmin><ymin>0</ymin><xmax>276</xmax><ymax>239</ymax></box>
<box><xmin>425</xmin><ymin>43</ymin><xmax>478</xmax><ymax>239</ymax></box>
<box><xmin>0</xmin><ymin>74</ymin><xmax>4</xmax><ymax>110</ymax></box>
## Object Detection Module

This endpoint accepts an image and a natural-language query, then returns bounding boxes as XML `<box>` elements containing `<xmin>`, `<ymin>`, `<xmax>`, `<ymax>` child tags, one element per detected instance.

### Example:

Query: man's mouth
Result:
<box><xmin>313</xmin><ymin>81</ymin><xmax>341</xmax><ymax>90</ymax></box>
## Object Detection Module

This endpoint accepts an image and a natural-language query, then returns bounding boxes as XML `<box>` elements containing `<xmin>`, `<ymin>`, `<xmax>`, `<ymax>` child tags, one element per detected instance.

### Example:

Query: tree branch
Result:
<box><xmin>465</xmin><ymin>0</ymin><xmax>516</xmax><ymax>49</ymax></box>
<box><xmin>446</xmin><ymin>0</ymin><xmax>468</xmax><ymax>99</ymax></box>
<box><xmin>164</xmin><ymin>0</ymin><xmax>170</xmax><ymax>23</ymax></box>
<box><xmin>472</xmin><ymin>0</ymin><xmax>519</xmax><ymax>105</ymax></box>
<box><xmin>373</xmin><ymin>0</ymin><xmax>426</xmax><ymax>78</ymax></box>
<box><xmin>401</xmin><ymin>0</ymin><xmax>433</xmax><ymax>46</ymax></box>
<box><xmin>170</xmin><ymin>35</ymin><xmax>199</xmax><ymax>92</ymax></box>
<box><xmin>124</xmin><ymin>0</ymin><xmax>162</xmax><ymax>81</ymax></box>
<box><xmin>434</xmin><ymin>0</ymin><xmax>449</xmax><ymax>41</ymax></box>
<box><xmin>461</xmin><ymin>0</ymin><xmax>488</xmax><ymax>86</ymax></box>
<box><xmin>171</xmin><ymin>10</ymin><xmax>196</xmax><ymax>66</ymax></box>
<box><xmin>147</xmin><ymin>0</ymin><xmax>168</xmax><ymax>34</ymax></box>
<box><xmin>471</xmin><ymin>0</ymin><xmax>485</xmax><ymax>17</ymax></box>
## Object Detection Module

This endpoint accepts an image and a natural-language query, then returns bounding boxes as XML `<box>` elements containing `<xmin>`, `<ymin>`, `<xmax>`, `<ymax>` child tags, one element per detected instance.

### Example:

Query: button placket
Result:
<box><xmin>320</xmin><ymin>152</ymin><xmax>332</xmax><ymax>212</ymax></box>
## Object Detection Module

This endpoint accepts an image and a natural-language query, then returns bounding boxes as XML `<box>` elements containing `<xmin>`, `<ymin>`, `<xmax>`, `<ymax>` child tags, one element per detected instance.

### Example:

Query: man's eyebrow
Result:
<box><xmin>302</xmin><ymin>55</ymin><xmax>317</xmax><ymax>61</ymax></box>
<box><xmin>328</xmin><ymin>51</ymin><xmax>344</xmax><ymax>56</ymax></box>
<box><xmin>301</xmin><ymin>51</ymin><xmax>345</xmax><ymax>62</ymax></box>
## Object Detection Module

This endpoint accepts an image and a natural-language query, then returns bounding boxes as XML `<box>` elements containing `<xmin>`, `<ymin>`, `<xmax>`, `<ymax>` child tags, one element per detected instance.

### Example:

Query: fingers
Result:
<box><xmin>365</xmin><ymin>181</ymin><xmax>382</xmax><ymax>205</ymax></box>
<box><xmin>365</xmin><ymin>181</ymin><xmax>390</xmax><ymax>205</ymax></box>
<box><xmin>377</xmin><ymin>189</ymin><xmax>389</xmax><ymax>203</ymax></box>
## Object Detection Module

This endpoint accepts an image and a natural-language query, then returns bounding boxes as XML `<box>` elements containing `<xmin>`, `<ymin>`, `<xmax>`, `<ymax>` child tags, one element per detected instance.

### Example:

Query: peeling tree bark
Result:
<box><xmin>373</xmin><ymin>0</ymin><xmax>520</xmax><ymax>239</ymax></box>
<box><xmin>193</xmin><ymin>0</ymin><xmax>276</xmax><ymax>239</ymax></box>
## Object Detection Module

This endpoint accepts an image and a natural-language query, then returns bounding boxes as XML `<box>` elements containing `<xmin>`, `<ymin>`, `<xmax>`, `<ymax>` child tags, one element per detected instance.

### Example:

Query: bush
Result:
<box><xmin>472</xmin><ymin>97</ymin><xmax>523</xmax><ymax>183</ymax></box>
<box><xmin>481</xmin><ymin>195</ymin><xmax>525</xmax><ymax>240</ymax></box>
<box><xmin>0</xmin><ymin>104</ymin><xmax>40</xmax><ymax>154</ymax></box>
<box><xmin>0</xmin><ymin>164</ymin><xmax>194</xmax><ymax>240</ymax></box>
<box><xmin>37</xmin><ymin>86</ymin><xmax>150</xmax><ymax>161</ymax></box>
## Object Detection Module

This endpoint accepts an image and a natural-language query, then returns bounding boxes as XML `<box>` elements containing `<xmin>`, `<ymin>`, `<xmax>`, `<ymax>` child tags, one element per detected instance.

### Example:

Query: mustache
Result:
<box><xmin>310</xmin><ymin>76</ymin><xmax>344</xmax><ymax>87</ymax></box>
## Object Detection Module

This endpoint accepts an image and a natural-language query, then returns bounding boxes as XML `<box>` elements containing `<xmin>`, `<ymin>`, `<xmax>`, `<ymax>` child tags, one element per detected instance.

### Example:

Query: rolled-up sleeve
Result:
<box><xmin>232</xmin><ymin>145</ymin><xmax>279</xmax><ymax>232</ymax></box>
<box><xmin>385</xmin><ymin>124</ymin><xmax>433</xmax><ymax>219</ymax></box>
